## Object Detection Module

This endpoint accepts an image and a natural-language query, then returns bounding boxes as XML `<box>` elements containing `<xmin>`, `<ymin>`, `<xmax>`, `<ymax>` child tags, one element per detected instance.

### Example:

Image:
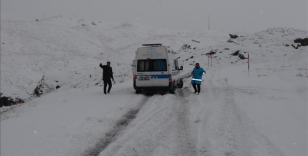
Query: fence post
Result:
<box><xmin>248</xmin><ymin>53</ymin><xmax>249</xmax><ymax>70</ymax></box>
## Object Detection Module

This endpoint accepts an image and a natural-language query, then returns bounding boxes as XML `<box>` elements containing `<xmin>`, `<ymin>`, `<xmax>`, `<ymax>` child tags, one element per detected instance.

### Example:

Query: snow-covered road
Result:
<box><xmin>188</xmin><ymin>68</ymin><xmax>285</xmax><ymax>156</ymax></box>
<box><xmin>97</xmin><ymin>81</ymin><xmax>197</xmax><ymax>156</ymax></box>
<box><xmin>2</xmin><ymin>65</ymin><xmax>307</xmax><ymax>156</ymax></box>
<box><xmin>92</xmin><ymin>67</ymin><xmax>294</xmax><ymax>156</ymax></box>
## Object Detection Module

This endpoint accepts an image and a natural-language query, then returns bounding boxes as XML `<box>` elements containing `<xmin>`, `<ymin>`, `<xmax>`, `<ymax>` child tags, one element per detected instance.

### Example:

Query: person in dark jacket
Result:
<box><xmin>100</xmin><ymin>61</ymin><xmax>115</xmax><ymax>94</ymax></box>
<box><xmin>191</xmin><ymin>63</ymin><xmax>206</xmax><ymax>95</ymax></box>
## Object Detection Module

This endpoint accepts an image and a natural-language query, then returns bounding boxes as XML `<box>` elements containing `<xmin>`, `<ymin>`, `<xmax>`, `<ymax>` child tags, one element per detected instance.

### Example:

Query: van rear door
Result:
<box><xmin>152</xmin><ymin>59</ymin><xmax>169</xmax><ymax>87</ymax></box>
<box><xmin>136</xmin><ymin>59</ymin><xmax>152</xmax><ymax>87</ymax></box>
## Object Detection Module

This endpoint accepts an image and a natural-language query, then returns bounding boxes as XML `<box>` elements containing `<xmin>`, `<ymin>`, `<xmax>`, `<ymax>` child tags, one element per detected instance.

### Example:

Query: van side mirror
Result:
<box><xmin>180</xmin><ymin>66</ymin><xmax>183</xmax><ymax>70</ymax></box>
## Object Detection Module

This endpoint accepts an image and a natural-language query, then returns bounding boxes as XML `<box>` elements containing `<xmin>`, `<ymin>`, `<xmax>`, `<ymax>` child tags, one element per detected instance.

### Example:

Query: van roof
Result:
<box><xmin>142</xmin><ymin>44</ymin><xmax>162</xmax><ymax>47</ymax></box>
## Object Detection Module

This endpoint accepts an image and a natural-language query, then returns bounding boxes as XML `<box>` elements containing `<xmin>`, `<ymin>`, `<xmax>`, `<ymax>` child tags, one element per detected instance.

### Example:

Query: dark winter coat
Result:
<box><xmin>100</xmin><ymin>64</ymin><xmax>114</xmax><ymax>80</ymax></box>
<box><xmin>191</xmin><ymin>67</ymin><xmax>206</xmax><ymax>85</ymax></box>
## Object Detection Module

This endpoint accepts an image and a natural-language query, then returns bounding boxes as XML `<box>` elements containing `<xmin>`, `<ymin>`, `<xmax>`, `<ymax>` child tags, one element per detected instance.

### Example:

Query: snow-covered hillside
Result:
<box><xmin>1</xmin><ymin>15</ymin><xmax>307</xmax><ymax>156</ymax></box>
<box><xmin>1</xmin><ymin>15</ymin><xmax>228</xmax><ymax>103</ymax></box>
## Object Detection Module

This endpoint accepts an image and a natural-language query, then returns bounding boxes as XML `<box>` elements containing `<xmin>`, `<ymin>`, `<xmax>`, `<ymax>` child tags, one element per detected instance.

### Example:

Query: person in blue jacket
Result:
<box><xmin>191</xmin><ymin>63</ymin><xmax>206</xmax><ymax>95</ymax></box>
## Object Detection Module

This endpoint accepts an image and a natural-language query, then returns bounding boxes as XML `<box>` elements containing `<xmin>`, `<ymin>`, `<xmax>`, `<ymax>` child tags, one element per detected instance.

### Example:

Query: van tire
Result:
<box><xmin>178</xmin><ymin>79</ymin><xmax>183</xmax><ymax>88</ymax></box>
<box><xmin>135</xmin><ymin>89</ymin><xmax>142</xmax><ymax>94</ymax></box>
<box><xmin>169</xmin><ymin>82</ymin><xmax>175</xmax><ymax>94</ymax></box>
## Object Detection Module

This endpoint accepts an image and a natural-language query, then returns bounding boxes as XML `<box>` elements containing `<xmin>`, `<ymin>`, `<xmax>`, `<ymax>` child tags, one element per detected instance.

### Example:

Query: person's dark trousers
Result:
<box><xmin>103</xmin><ymin>79</ymin><xmax>112</xmax><ymax>94</ymax></box>
<box><xmin>192</xmin><ymin>83</ymin><xmax>201</xmax><ymax>93</ymax></box>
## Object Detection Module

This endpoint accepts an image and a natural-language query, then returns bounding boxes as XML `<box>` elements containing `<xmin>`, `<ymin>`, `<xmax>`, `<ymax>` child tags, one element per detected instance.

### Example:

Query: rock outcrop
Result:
<box><xmin>294</xmin><ymin>38</ymin><xmax>308</xmax><ymax>46</ymax></box>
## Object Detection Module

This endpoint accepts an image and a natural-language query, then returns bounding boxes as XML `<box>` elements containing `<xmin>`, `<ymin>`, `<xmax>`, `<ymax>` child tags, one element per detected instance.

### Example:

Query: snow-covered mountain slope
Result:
<box><xmin>1</xmin><ymin>16</ymin><xmax>307</xmax><ymax>156</ymax></box>
<box><xmin>1</xmin><ymin>15</ymin><xmax>228</xmax><ymax>103</ymax></box>
<box><xmin>211</xmin><ymin>27</ymin><xmax>307</xmax><ymax>65</ymax></box>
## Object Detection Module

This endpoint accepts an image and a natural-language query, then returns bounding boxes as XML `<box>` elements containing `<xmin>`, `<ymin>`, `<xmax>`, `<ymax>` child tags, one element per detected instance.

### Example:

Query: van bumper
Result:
<box><xmin>134</xmin><ymin>82</ymin><xmax>172</xmax><ymax>90</ymax></box>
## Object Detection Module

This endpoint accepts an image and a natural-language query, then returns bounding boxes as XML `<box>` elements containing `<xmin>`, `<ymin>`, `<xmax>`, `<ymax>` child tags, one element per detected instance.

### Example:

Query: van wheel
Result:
<box><xmin>178</xmin><ymin>79</ymin><xmax>183</xmax><ymax>88</ymax></box>
<box><xmin>169</xmin><ymin>83</ymin><xmax>175</xmax><ymax>94</ymax></box>
<box><xmin>135</xmin><ymin>89</ymin><xmax>142</xmax><ymax>94</ymax></box>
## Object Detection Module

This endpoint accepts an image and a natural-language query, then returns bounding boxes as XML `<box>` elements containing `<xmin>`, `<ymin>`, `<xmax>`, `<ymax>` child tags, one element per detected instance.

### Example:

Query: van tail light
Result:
<box><xmin>169</xmin><ymin>74</ymin><xmax>172</xmax><ymax>82</ymax></box>
<box><xmin>134</xmin><ymin>75</ymin><xmax>136</xmax><ymax>82</ymax></box>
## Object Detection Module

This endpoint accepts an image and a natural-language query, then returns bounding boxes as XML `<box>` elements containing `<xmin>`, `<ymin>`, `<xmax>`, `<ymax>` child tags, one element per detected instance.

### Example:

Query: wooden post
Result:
<box><xmin>248</xmin><ymin>53</ymin><xmax>249</xmax><ymax>70</ymax></box>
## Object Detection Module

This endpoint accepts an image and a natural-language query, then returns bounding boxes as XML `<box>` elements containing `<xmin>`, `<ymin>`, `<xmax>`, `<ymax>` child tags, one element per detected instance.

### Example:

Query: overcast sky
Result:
<box><xmin>1</xmin><ymin>0</ymin><xmax>307</xmax><ymax>33</ymax></box>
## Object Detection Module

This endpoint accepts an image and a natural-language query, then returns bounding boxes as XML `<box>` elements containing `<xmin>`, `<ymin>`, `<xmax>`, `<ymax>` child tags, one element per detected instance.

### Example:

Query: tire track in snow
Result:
<box><xmin>183</xmin><ymin>69</ymin><xmax>219</xmax><ymax>156</ymax></box>
<box><xmin>219</xmin><ymin>78</ymin><xmax>286</xmax><ymax>156</ymax></box>
<box><xmin>192</xmin><ymin>68</ymin><xmax>286</xmax><ymax>156</ymax></box>
<box><xmin>191</xmin><ymin>68</ymin><xmax>252</xmax><ymax>156</ymax></box>
<box><xmin>95</xmin><ymin>90</ymin><xmax>197</xmax><ymax>156</ymax></box>
<box><xmin>81</xmin><ymin>95</ymin><xmax>150</xmax><ymax>156</ymax></box>
<box><xmin>174</xmin><ymin>88</ymin><xmax>198</xmax><ymax>156</ymax></box>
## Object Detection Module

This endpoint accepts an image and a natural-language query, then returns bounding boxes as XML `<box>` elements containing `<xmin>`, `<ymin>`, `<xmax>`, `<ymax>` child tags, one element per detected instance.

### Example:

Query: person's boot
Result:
<box><xmin>108</xmin><ymin>86</ymin><xmax>111</xmax><ymax>93</ymax></box>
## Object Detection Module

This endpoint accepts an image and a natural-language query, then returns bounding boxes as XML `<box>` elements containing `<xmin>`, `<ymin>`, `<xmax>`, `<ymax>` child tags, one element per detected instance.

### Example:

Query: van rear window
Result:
<box><xmin>137</xmin><ymin>59</ymin><xmax>167</xmax><ymax>72</ymax></box>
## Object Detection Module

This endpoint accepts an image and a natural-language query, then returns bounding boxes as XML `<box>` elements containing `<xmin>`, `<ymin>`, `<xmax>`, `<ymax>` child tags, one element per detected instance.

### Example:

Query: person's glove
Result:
<box><xmin>112</xmin><ymin>79</ymin><xmax>115</xmax><ymax>84</ymax></box>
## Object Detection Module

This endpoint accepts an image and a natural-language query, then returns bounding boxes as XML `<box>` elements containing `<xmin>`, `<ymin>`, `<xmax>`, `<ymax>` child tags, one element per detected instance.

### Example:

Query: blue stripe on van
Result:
<box><xmin>152</xmin><ymin>75</ymin><xmax>169</xmax><ymax>79</ymax></box>
<box><xmin>136</xmin><ymin>75</ymin><xmax>169</xmax><ymax>79</ymax></box>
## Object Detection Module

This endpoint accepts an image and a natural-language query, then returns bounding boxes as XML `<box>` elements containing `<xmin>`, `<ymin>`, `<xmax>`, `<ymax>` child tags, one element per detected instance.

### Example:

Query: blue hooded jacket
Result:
<box><xmin>191</xmin><ymin>67</ymin><xmax>206</xmax><ymax>85</ymax></box>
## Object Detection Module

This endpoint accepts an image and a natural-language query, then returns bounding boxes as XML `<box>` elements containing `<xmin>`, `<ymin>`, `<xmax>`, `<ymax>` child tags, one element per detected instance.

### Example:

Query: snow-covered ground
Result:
<box><xmin>1</xmin><ymin>14</ymin><xmax>307</xmax><ymax>156</ymax></box>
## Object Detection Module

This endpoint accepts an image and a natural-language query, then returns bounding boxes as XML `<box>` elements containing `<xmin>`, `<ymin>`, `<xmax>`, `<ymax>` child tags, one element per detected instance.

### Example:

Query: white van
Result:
<box><xmin>132</xmin><ymin>44</ymin><xmax>183</xmax><ymax>94</ymax></box>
